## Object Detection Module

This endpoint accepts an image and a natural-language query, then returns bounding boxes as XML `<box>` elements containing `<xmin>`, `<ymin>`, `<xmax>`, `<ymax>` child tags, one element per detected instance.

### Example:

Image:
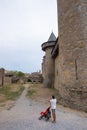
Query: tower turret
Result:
<box><xmin>41</xmin><ymin>32</ymin><xmax>56</xmax><ymax>87</ymax></box>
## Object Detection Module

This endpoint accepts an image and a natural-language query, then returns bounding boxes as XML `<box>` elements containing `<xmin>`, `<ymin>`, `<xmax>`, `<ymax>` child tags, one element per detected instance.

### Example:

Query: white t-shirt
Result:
<box><xmin>50</xmin><ymin>98</ymin><xmax>57</xmax><ymax>109</ymax></box>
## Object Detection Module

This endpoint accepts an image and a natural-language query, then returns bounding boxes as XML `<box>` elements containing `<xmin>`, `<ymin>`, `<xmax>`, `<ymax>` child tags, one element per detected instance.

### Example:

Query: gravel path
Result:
<box><xmin>0</xmin><ymin>84</ymin><xmax>87</xmax><ymax>130</ymax></box>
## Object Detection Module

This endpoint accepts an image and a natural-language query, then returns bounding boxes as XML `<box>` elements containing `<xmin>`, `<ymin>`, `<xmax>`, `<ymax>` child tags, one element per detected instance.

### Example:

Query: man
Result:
<box><xmin>50</xmin><ymin>95</ymin><xmax>57</xmax><ymax>123</ymax></box>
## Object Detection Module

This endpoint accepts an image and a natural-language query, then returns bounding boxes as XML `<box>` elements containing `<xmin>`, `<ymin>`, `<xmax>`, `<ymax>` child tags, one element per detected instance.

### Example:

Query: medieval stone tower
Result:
<box><xmin>41</xmin><ymin>32</ymin><xmax>56</xmax><ymax>87</ymax></box>
<box><xmin>41</xmin><ymin>0</ymin><xmax>87</xmax><ymax>111</ymax></box>
<box><xmin>57</xmin><ymin>0</ymin><xmax>87</xmax><ymax>111</ymax></box>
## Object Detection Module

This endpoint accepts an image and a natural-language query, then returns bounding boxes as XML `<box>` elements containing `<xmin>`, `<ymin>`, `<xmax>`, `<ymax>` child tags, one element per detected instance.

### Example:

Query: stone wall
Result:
<box><xmin>41</xmin><ymin>0</ymin><xmax>87</xmax><ymax>111</ymax></box>
<box><xmin>28</xmin><ymin>72</ymin><xmax>43</xmax><ymax>83</ymax></box>
<box><xmin>43</xmin><ymin>48</ymin><xmax>55</xmax><ymax>87</ymax></box>
<box><xmin>42</xmin><ymin>56</ymin><xmax>46</xmax><ymax>80</ymax></box>
<box><xmin>4</xmin><ymin>77</ymin><xmax>12</xmax><ymax>85</ymax></box>
<box><xmin>54</xmin><ymin>56</ymin><xmax>59</xmax><ymax>89</ymax></box>
<box><xmin>56</xmin><ymin>0</ymin><xmax>87</xmax><ymax>111</ymax></box>
<box><xmin>0</xmin><ymin>68</ymin><xmax>4</xmax><ymax>86</ymax></box>
<box><xmin>0</xmin><ymin>68</ymin><xmax>12</xmax><ymax>86</ymax></box>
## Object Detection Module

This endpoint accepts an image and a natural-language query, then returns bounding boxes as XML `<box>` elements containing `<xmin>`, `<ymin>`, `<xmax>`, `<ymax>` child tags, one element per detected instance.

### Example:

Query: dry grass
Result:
<box><xmin>0</xmin><ymin>84</ymin><xmax>25</xmax><ymax>109</ymax></box>
<box><xmin>27</xmin><ymin>83</ymin><xmax>59</xmax><ymax>105</ymax></box>
<box><xmin>0</xmin><ymin>94</ymin><xmax>7</xmax><ymax>102</ymax></box>
<box><xmin>27</xmin><ymin>83</ymin><xmax>87</xmax><ymax>117</ymax></box>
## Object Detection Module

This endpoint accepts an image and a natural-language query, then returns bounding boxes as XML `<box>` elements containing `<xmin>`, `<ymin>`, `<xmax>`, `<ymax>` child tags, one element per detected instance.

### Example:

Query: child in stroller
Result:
<box><xmin>39</xmin><ymin>106</ymin><xmax>51</xmax><ymax>121</ymax></box>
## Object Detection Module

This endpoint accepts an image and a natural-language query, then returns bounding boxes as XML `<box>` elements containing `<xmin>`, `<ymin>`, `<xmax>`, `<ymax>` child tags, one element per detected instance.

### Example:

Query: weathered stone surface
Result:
<box><xmin>41</xmin><ymin>33</ymin><xmax>56</xmax><ymax>87</ymax></box>
<box><xmin>41</xmin><ymin>0</ymin><xmax>87</xmax><ymax>112</ymax></box>
<box><xmin>4</xmin><ymin>77</ymin><xmax>12</xmax><ymax>85</ymax></box>
<box><xmin>0</xmin><ymin>68</ymin><xmax>12</xmax><ymax>86</ymax></box>
<box><xmin>0</xmin><ymin>68</ymin><xmax>4</xmax><ymax>86</ymax></box>
<box><xmin>57</xmin><ymin>0</ymin><xmax>87</xmax><ymax>112</ymax></box>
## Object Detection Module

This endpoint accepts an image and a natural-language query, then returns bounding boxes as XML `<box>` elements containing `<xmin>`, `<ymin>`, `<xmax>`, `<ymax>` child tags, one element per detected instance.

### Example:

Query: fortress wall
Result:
<box><xmin>54</xmin><ymin>53</ymin><xmax>59</xmax><ymax>89</ymax></box>
<box><xmin>4</xmin><ymin>77</ymin><xmax>12</xmax><ymax>86</ymax></box>
<box><xmin>0</xmin><ymin>68</ymin><xmax>12</xmax><ymax>87</ymax></box>
<box><xmin>42</xmin><ymin>56</ymin><xmax>46</xmax><ymax>80</ymax></box>
<box><xmin>57</xmin><ymin>0</ymin><xmax>87</xmax><ymax>111</ymax></box>
<box><xmin>0</xmin><ymin>68</ymin><xmax>4</xmax><ymax>86</ymax></box>
<box><xmin>43</xmin><ymin>48</ymin><xmax>55</xmax><ymax>87</ymax></box>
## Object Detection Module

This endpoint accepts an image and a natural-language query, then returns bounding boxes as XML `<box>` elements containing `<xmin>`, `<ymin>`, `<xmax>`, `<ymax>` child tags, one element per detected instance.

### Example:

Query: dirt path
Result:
<box><xmin>0</xmin><ymin>84</ymin><xmax>87</xmax><ymax>130</ymax></box>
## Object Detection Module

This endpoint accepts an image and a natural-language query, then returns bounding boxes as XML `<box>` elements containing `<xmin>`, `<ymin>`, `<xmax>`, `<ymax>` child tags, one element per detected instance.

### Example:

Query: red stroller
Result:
<box><xmin>39</xmin><ymin>107</ymin><xmax>51</xmax><ymax>121</ymax></box>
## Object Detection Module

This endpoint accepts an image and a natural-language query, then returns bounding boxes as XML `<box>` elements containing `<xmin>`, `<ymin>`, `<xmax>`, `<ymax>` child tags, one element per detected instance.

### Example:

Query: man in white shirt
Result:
<box><xmin>50</xmin><ymin>95</ymin><xmax>57</xmax><ymax>123</ymax></box>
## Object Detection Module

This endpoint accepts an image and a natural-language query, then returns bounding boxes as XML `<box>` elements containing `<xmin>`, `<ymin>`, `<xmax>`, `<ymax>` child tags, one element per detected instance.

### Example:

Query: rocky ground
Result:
<box><xmin>0</xmin><ymin>84</ymin><xmax>87</xmax><ymax>130</ymax></box>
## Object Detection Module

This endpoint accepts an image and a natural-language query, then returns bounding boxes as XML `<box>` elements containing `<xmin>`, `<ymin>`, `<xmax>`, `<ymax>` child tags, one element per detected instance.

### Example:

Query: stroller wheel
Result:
<box><xmin>45</xmin><ymin>117</ymin><xmax>49</xmax><ymax>121</ymax></box>
<box><xmin>38</xmin><ymin>116</ymin><xmax>43</xmax><ymax>120</ymax></box>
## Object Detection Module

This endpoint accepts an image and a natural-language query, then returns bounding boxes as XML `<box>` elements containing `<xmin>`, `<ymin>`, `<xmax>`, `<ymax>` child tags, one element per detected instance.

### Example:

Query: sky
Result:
<box><xmin>0</xmin><ymin>0</ymin><xmax>58</xmax><ymax>73</ymax></box>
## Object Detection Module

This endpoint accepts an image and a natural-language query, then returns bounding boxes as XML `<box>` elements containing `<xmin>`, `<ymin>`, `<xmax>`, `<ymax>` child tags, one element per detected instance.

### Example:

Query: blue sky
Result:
<box><xmin>0</xmin><ymin>0</ymin><xmax>58</xmax><ymax>73</ymax></box>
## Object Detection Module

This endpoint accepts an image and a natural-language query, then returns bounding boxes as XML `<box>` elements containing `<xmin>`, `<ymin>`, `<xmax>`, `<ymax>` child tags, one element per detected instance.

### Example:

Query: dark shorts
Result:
<box><xmin>51</xmin><ymin>109</ymin><xmax>56</xmax><ymax>113</ymax></box>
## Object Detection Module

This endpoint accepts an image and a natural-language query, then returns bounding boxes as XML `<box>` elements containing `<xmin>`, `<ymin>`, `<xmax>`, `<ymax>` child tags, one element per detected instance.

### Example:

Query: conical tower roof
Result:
<box><xmin>48</xmin><ymin>32</ymin><xmax>56</xmax><ymax>42</ymax></box>
<box><xmin>41</xmin><ymin>32</ymin><xmax>56</xmax><ymax>51</ymax></box>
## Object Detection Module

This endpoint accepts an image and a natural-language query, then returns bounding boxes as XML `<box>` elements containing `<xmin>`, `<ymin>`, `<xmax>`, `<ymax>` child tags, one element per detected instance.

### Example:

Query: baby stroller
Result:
<box><xmin>39</xmin><ymin>106</ymin><xmax>51</xmax><ymax>121</ymax></box>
